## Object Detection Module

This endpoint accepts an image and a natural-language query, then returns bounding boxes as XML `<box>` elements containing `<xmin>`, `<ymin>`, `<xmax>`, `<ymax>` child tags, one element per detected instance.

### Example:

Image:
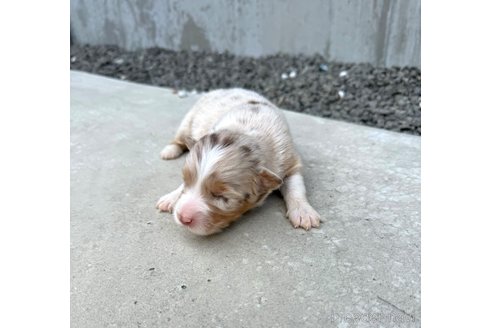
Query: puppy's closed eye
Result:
<box><xmin>211</xmin><ymin>192</ymin><xmax>229</xmax><ymax>203</ymax></box>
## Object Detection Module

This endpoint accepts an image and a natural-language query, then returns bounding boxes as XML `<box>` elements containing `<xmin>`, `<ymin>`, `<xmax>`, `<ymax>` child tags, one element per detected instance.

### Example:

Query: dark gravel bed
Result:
<box><xmin>70</xmin><ymin>44</ymin><xmax>421</xmax><ymax>135</ymax></box>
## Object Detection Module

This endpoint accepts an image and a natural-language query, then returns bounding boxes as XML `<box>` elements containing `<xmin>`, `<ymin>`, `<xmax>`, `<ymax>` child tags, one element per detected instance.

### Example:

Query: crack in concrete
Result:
<box><xmin>377</xmin><ymin>295</ymin><xmax>415</xmax><ymax>320</ymax></box>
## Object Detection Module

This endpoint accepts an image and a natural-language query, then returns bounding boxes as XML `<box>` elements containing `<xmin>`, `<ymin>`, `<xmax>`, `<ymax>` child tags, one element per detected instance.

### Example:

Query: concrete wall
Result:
<box><xmin>70</xmin><ymin>0</ymin><xmax>420</xmax><ymax>67</ymax></box>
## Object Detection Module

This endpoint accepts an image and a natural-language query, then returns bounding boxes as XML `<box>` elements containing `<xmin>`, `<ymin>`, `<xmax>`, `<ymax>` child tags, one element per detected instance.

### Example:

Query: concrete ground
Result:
<box><xmin>71</xmin><ymin>71</ymin><xmax>421</xmax><ymax>328</ymax></box>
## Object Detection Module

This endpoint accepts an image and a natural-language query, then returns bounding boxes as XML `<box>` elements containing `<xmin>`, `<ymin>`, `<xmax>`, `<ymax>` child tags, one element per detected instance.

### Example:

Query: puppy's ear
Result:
<box><xmin>184</xmin><ymin>136</ymin><xmax>196</xmax><ymax>150</ymax></box>
<box><xmin>258</xmin><ymin>167</ymin><xmax>283</xmax><ymax>192</ymax></box>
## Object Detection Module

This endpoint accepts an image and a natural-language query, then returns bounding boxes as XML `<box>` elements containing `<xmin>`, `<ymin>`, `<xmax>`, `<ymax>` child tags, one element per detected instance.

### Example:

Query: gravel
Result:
<box><xmin>70</xmin><ymin>44</ymin><xmax>421</xmax><ymax>135</ymax></box>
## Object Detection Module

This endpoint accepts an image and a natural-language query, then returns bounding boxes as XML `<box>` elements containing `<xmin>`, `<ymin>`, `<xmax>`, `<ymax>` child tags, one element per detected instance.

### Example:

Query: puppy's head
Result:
<box><xmin>173</xmin><ymin>130</ymin><xmax>282</xmax><ymax>235</ymax></box>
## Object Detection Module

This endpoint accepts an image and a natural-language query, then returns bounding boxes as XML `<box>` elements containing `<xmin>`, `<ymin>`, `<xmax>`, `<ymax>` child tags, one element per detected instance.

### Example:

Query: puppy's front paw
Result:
<box><xmin>156</xmin><ymin>193</ymin><xmax>178</xmax><ymax>212</ymax></box>
<box><xmin>287</xmin><ymin>204</ymin><xmax>321</xmax><ymax>230</ymax></box>
<box><xmin>160</xmin><ymin>144</ymin><xmax>183</xmax><ymax>160</ymax></box>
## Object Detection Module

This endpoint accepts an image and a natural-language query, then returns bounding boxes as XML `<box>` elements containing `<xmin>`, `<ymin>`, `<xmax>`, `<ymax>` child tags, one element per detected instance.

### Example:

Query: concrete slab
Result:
<box><xmin>71</xmin><ymin>71</ymin><xmax>420</xmax><ymax>327</ymax></box>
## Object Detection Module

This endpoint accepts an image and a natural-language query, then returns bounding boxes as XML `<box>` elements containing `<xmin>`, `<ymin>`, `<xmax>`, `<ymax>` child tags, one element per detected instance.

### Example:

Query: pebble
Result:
<box><xmin>177</xmin><ymin>90</ymin><xmax>188</xmax><ymax>98</ymax></box>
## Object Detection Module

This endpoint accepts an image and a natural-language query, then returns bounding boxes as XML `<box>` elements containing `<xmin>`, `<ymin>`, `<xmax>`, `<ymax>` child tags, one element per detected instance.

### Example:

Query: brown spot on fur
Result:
<box><xmin>240</xmin><ymin>145</ymin><xmax>252</xmax><ymax>154</ymax></box>
<box><xmin>205</xmin><ymin>131</ymin><xmax>237</xmax><ymax>148</ymax></box>
<box><xmin>209</xmin><ymin>133</ymin><xmax>218</xmax><ymax>146</ymax></box>
<box><xmin>219</xmin><ymin>134</ymin><xmax>236</xmax><ymax>147</ymax></box>
<box><xmin>251</xmin><ymin>158</ymin><xmax>260</xmax><ymax>166</ymax></box>
<box><xmin>247</xmin><ymin>100</ymin><xmax>271</xmax><ymax>107</ymax></box>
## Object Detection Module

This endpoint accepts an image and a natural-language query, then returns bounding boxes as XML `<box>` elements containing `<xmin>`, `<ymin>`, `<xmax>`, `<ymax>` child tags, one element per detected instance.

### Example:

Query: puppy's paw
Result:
<box><xmin>160</xmin><ymin>144</ymin><xmax>183</xmax><ymax>160</ymax></box>
<box><xmin>156</xmin><ymin>193</ymin><xmax>178</xmax><ymax>212</ymax></box>
<box><xmin>287</xmin><ymin>204</ymin><xmax>321</xmax><ymax>230</ymax></box>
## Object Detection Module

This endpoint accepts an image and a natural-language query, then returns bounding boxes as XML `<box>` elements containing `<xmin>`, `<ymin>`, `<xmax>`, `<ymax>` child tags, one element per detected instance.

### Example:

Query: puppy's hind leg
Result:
<box><xmin>160</xmin><ymin>142</ymin><xmax>186</xmax><ymax>160</ymax></box>
<box><xmin>160</xmin><ymin>110</ymin><xmax>194</xmax><ymax>160</ymax></box>
<box><xmin>280</xmin><ymin>173</ymin><xmax>321</xmax><ymax>230</ymax></box>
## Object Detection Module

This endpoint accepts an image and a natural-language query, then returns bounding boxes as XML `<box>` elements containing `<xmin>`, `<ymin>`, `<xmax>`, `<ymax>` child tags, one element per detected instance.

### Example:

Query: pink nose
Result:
<box><xmin>178</xmin><ymin>213</ymin><xmax>193</xmax><ymax>225</ymax></box>
<box><xmin>177</xmin><ymin>198</ymin><xmax>204</xmax><ymax>226</ymax></box>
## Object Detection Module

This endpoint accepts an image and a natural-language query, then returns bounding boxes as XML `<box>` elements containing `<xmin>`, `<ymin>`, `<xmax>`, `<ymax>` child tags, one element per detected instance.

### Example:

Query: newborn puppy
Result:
<box><xmin>156</xmin><ymin>88</ymin><xmax>320</xmax><ymax>235</ymax></box>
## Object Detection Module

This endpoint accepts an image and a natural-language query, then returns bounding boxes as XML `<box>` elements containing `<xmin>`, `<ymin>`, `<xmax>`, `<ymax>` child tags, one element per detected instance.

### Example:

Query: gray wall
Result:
<box><xmin>71</xmin><ymin>0</ymin><xmax>420</xmax><ymax>67</ymax></box>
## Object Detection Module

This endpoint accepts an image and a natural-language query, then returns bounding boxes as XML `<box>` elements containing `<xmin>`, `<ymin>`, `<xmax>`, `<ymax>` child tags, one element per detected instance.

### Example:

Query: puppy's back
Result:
<box><xmin>185</xmin><ymin>89</ymin><xmax>271</xmax><ymax>138</ymax></box>
<box><xmin>195</xmin><ymin>89</ymin><xmax>302</xmax><ymax>179</ymax></box>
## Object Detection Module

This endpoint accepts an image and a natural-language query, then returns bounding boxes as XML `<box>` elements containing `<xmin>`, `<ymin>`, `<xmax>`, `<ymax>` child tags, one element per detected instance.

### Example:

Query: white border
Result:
<box><xmin>0</xmin><ymin>2</ymin><xmax>69</xmax><ymax>327</ymax></box>
<box><xmin>423</xmin><ymin>1</ymin><xmax>492</xmax><ymax>327</ymax></box>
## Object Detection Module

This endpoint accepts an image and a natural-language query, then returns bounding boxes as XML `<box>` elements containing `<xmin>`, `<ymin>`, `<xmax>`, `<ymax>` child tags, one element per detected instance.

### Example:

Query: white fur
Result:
<box><xmin>280</xmin><ymin>173</ymin><xmax>320</xmax><ymax>229</ymax></box>
<box><xmin>197</xmin><ymin>145</ymin><xmax>226</xmax><ymax>180</ymax></box>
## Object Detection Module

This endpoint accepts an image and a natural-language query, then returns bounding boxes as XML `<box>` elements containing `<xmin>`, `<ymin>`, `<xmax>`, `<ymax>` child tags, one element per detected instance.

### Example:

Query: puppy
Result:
<box><xmin>156</xmin><ymin>88</ymin><xmax>320</xmax><ymax>235</ymax></box>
